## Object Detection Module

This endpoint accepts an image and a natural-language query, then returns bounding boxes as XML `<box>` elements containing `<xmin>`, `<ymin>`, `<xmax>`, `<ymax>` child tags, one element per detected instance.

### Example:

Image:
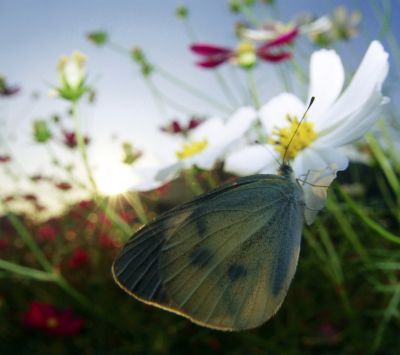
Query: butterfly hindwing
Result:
<box><xmin>112</xmin><ymin>174</ymin><xmax>305</xmax><ymax>330</ymax></box>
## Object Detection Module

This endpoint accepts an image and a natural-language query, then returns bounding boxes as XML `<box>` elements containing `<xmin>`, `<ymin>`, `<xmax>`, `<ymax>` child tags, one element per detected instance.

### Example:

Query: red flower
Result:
<box><xmin>190</xmin><ymin>28</ymin><xmax>298</xmax><ymax>69</ymax></box>
<box><xmin>62</xmin><ymin>130</ymin><xmax>90</xmax><ymax>149</ymax></box>
<box><xmin>78</xmin><ymin>199</ymin><xmax>93</xmax><ymax>209</ymax></box>
<box><xmin>67</xmin><ymin>248</ymin><xmax>90</xmax><ymax>268</ymax></box>
<box><xmin>37</xmin><ymin>225</ymin><xmax>57</xmax><ymax>242</ymax></box>
<box><xmin>155</xmin><ymin>181</ymin><xmax>172</xmax><ymax>196</ymax></box>
<box><xmin>23</xmin><ymin>194</ymin><xmax>37</xmax><ymax>202</ymax></box>
<box><xmin>0</xmin><ymin>238</ymin><xmax>9</xmax><ymax>251</ymax></box>
<box><xmin>161</xmin><ymin>117</ymin><xmax>205</xmax><ymax>134</ymax></box>
<box><xmin>21</xmin><ymin>301</ymin><xmax>84</xmax><ymax>336</ymax></box>
<box><xmin>0</xmin><ymin>155</ymin><xmax>11</xmax><ymax>163</ymax></box>
<box><xmin>256</xmin><ymin>28</ymin><xmax>298</xmax><ymax>62</ymax></box>
<box><xmin>190</xmin><ymin>44</ymin><xmax>234</xmax><ymax>68</ymax></box>
<box><xmin>99</xmin><ymin>234</ymin><xmax>119</xmax><ymax>249</ymax></box>
<box><xmin>55</xmin><ymin>182</ymin><xmax>72</xmax><ymax>191</ymax></box>
<box><xmin>0</xmin><ymin>77</ymin><xmax>20</xmax><ymax>97</ymax></box>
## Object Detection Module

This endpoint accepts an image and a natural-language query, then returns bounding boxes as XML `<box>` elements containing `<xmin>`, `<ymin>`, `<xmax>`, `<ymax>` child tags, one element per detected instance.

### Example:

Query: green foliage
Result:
<box><xmin>33</xmin><ymin>120</ymin><xmax>52</xmax><ymax>143</ymax></box>
<box><xmin>87</xmin><ymin>31</ymin><xmax>108</xmax><ymax>46</ymax></box>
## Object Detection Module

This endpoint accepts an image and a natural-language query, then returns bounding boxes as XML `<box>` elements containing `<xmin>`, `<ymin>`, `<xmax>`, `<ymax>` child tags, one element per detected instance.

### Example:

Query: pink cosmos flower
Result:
<box><xmin>21</xmin><ymin>301</ymin><xmax>85</xmax><ymax>336</ymax></box>
<box><xmin>62</xmin><ymin>130</ymin><xmax>90</xmax><ymax>149</ymax></box>
<box><xmin>190</xmin><ymin>28</ymin><xmax>297</xmax><ymax>69</ymax></box>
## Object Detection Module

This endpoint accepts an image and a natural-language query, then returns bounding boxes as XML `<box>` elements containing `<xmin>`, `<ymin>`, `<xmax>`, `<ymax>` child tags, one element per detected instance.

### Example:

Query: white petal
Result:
<box><xmin>190</xmin><ymin>117</ymin><xmax>224</xmax><ymax>142</ymax></box>
<box><xmin>317</xmin><ymin>93</ymin><xmax>388</xmax><ymax>147</ymax></box>
<box><xmin>224</xmin><ymin>145</ymin><xmax>276</xmax><ymax>176</ymax></box>
<box><xmin>300</xmin><ymin>16</ymin><xmax>332</xmax><ymax>35</ymax></box>
<box><xmin>307</xmin><ymin>49</ymin><xmax>344</xmax><ymax>120</ymax></box>
<box><xmin>190</xmin><ymin>145</ymin><xmax>223</xmax><ymax>170</ymax></box>
<box><xmin>219</xmin><ymin>106</ymin><xmax>258</xmax><ymax>146</ymax></box>
<box><xmin>130</xmin><ymin>166</ymin><xmax>170</xmax><ymax>192</ymax></box>
<box><xmin>292</xmin><ymin>147</ymin><xmax>348</xmax><ymax>177</ymax></box>
<box><xmin>259</xmin><ymin>93</ymin><xmax>306</xmax><ymax>135</ymax></box>
<box><xmin>302</xmin><ymin>165</ymin><xmax>338</xmax><ymax>225</ymax></box>
<box><xmin>315</xmin><ymin>41</ymin><xmax>389</xmax><ymax>132</ymax></box>
<box><xmin>155</xmin><ymin>162</ymin><xmax>183</xmax><ymax>182</ymax></box>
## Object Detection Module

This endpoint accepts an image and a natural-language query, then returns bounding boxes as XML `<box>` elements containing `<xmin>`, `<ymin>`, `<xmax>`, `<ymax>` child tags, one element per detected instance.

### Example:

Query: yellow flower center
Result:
<box><xmin>46</xmin><ymin>317</ymin><xmax>59</xmax><ymax>329</ymax></box>
<box><xmin>269</xmin><ymin>114</ymin><xmax>317</xmax><ymax>160</ymax></box>
<box><xmin>235</xmin><ymin>41</ymin><xmax>256</xmax><ymax>68</ymax></box>
<box><xmin>176</xmin><ymin>140</ymin><xmax>208</xmax><ymax>160</ymax></box>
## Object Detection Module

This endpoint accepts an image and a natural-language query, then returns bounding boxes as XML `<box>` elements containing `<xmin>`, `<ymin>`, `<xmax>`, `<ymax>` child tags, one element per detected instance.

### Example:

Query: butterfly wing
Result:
<box><xmin>113</xmin><ymin>174</ymin><xmax>305</xmax><ymax>330</ymax></box>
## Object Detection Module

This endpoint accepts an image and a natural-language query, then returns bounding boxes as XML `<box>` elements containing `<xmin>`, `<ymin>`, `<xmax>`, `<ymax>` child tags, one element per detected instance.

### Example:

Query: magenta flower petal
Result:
<box><xmin>190</xmin><ymin>43</ymin><xmax>232</xmax><ymax>56</ymax></box>
<box><xmin>261</xmin><ymin>28</ymin><xmax>299</xmax><ymax>49</ymax></box>
<box><xmin>195</xmin><ymin>57</ymin><xmax>231</xmax><ymax>68</ymax></box>
<box><xmin>257</xmin><ymin>50</ymin><xmax>292</xmax><ymax>62</ymax></box>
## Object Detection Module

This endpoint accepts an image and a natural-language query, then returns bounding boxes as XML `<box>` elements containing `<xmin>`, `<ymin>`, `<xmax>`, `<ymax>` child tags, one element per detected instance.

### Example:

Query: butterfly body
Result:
<box><xmin>113</xmin><ymin>164</ymin><xmax>305</xmax><ymax>330</ymax></box>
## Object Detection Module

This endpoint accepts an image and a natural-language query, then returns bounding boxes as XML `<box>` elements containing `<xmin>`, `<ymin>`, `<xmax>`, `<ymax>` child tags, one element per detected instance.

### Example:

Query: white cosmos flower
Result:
<box><xmin>130</xmin><ymin>107</ymin><xmax>257</xmax><ymax>191</ymax></box>
<box><xmin>225</xmin><ymin>40</ymin><xmax>389</xmax><ymax>179</ymax></box>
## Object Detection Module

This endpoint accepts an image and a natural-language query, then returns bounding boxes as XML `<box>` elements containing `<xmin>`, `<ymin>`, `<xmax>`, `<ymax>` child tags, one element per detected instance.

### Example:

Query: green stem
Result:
<box><xmin>365</xmin><ymin>133</ymin><xmax>400</xmax><ymax>199</ymax></box>
<box><xmin>155</xmin><ymin>66</ymin><xmax>232</xmax><ymax>113</ymax></box>
<box><xmin>184</xmin><ymin>169</ymin><xmax>204</xmax><ymax>196</ymax></box>
<box><xmin>124</xmin><ymin>192</ymin><xmax>148</xmax><ymax>225</ymax></box>
<box><xmin>239</xmin><ymin>5</ymin><xmax>260</xmax><ymax>27</ymax></box>
<box><xmin>145</xmin><ymin>77</ymin><xmax>169</xmax><ymax>120</ymax></box>
<box><xmin>246</xmin><ymin>69</ymin><xmax>261</xmax><ymax>109</ymax></box>
<box><xmin>6</xmin><ymin>213</ymin><xmax>53</xmax><ymax>272</ymax></box>
<box><xmin>337</xmin><ymin>186</ymin><xmax>400</xmax><ymax>245</ymax></box>
<box><xmin>0</xmin><ymin>259</ymin><xmax>56</xmax><ymax>282</ymax></box>
<box><xmin>327</xmin><ymin>194</ymin><xmax>371</xmax><ymax>264</ymax></box>
<box><xmin>214</xmin><ymin>70</ymin><xmax>239</xmax><ymax>107</ymax></box>
<box><xmin>70</xmin><ymin>101</ymin><xmax>133</xmax><ymax>237</ymax></box>
<box><xmin>71</xmin><ymin>100</ymin><xmax>99</xmax><ymax>194</ymax></box>
<box><xmin>97</xmin><ymin>198</ymin><xmax>133</xmax><ymax>237</ymax></box>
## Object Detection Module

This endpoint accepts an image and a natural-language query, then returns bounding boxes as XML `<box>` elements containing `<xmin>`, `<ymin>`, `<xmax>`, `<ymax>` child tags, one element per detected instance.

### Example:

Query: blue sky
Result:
<box><xmin>1</xmin><ymin>0</ymin><xmax>399</xmax><ymax>208</ymax></box>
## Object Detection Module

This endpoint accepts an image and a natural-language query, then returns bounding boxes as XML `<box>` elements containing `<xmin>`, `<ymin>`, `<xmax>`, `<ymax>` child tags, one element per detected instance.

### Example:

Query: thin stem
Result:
<box><xmin>144</xmin><ymin>77</ymin><xmax>168</xmax><ymax>120</ymax></box>
<box><xmin>70</xmin><ymin>101</ymin><xmax>133</xmax><ymax>237</ymax></box>
<box><xmin>214</xmin><ymin>70</ymin><xmax>239</xmax><ymax>107</ymax></box>
<box><xmin>246</xmin><ymin>69</ymin><xmax>261</xmax><ymax>109</ymax></box>
<box><xmin>184</xmin><ymin>169</ymin><xmax>204</xmax><ymax>196</ymax></box>
<box><xmin>155</xmin><ymin>66</ymin><xmax>232</xmax><ymax>113</ymax></box>
<box><xmin>6</xmin><ymin>212</ymin><xmax>53</xmax><ymax>272</ymax></box>
<box><xmin>239</xmin><ymin>5</ymin><xmax>260</xmax><ymax>27</ymax></box>
<box><xmin>71</xmin><ymin>100</ymin><xmax>99</xmax><ymax>194</ymax></box>
<box><xmin>124</xmin><ymin>192</ymin><xmax>148</xmax><ymax>225</ymax></box>
<box><xmin>0</xmin><ymin>259</ymin><xmax>56</xmax><ymax>282</ymax></box>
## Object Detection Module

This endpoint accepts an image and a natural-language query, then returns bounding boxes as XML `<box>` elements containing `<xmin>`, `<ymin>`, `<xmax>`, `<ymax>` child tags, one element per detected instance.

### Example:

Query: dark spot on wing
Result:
<box><xmin>195</xmin><ymin>216</ymin><xmax>207</xmax><ymax>238</ymax></box>
<box><xmin>190</xmin><ymin>248</ymin><xmax>212</xmax><ymax>268</ymax></box>
<box><xmin>228</xmin><ymin>264</ymin><xmax>247</xmax><ymax>281</ymax></box>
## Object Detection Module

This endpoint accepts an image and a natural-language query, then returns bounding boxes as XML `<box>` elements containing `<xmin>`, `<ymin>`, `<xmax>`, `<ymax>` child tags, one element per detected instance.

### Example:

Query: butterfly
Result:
<box><xmin>112</xmin><ymin>97</ymin><xmax>335</xmax><ymax>330</ymax></box>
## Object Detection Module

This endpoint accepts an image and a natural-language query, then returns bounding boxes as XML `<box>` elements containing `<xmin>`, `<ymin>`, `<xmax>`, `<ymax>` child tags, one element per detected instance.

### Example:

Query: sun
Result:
<box><xmin>95</xmin><ymin>164</ymin><xmax>135</xmax><ymax>196</ymax></box>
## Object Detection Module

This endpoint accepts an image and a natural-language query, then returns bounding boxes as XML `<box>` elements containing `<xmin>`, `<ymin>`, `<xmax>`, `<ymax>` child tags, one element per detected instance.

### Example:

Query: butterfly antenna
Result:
<box><xmin>282</xmin><ymin>96</ymin><xmax>315</xmax><ymax>164</ymax></box>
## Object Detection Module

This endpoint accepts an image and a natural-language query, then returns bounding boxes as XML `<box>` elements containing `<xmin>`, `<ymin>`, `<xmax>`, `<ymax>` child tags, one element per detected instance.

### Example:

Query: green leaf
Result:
<box><xmin>87</xmin><ymin>31</ymin><xmax>108</xmax><ymax>46</ymax></box>
<box><xmin>33</xmin><ymin>120</ymin><xmax>52</xmax><ymax>143</ymax></box>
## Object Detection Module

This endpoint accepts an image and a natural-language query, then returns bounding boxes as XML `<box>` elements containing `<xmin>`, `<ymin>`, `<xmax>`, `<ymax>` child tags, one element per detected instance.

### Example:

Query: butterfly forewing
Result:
<box><xmin>112</xmin><ymin>173</ymin><xmax>305</xmax><ymax>330</ymax></box>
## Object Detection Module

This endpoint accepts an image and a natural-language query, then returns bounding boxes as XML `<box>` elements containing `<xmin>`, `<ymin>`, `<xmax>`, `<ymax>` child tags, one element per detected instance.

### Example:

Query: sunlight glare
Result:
<box><xmin>95</xmin><ymin>164</ymin><xmax>135</xmax><ymax>196</ymax></box>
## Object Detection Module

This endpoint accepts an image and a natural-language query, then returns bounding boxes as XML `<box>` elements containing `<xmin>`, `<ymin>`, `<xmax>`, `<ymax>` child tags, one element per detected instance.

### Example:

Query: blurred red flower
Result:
<box><xmin>78</xmin><ymin>199</ymin><xmax>94</xmax><ymax>209</ymax></box>
<box><xmin>190</xmin><ymin>28</ymin><xmax>297</xmax><ymax>68</ymax></box>
<box><xmin>62</xmin><ymin>130</ymin><xmax>90</xmax><ymax>149</ymax></box>
<box><xmin>0</xmin><ymin>238</ymin><xmax>9</xmax><ymax>251</ymax></box>
<box><xmin>0</xmin><ymin>155</ymin><xmax>11</xmax><ymax>163</ymax></box>
<box><xmin>55</xmin><ymin>182</ymin><xmax>72</xmax><ymax>191</ymax></box>
<box><xmin>160</xmin><ymin>117</ymin><xmax>205</xmax><ymax>135</ymax></box>
<box><xmin>23</xmin><ymin>194</ymin><xmax>38</xmax><ymax>202</ymax></box>
<box><xmin>99</xmin><ymin>234</ymin><xmax>119</xmax><ymax>249</ymax></box>
<box><xmin>36</xmin><ymin>225</ymin><xmax>57</xmax><ymax>242</ymax></box>
<box><xmin>21</xmin><ymin>301</ymin><xmax>84</xmax><ymax>336</ymax></box>
<box><xmin>67</xmin><ymin>248</ymin><xmax>90</xmax><ymax>268</ymax></box>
